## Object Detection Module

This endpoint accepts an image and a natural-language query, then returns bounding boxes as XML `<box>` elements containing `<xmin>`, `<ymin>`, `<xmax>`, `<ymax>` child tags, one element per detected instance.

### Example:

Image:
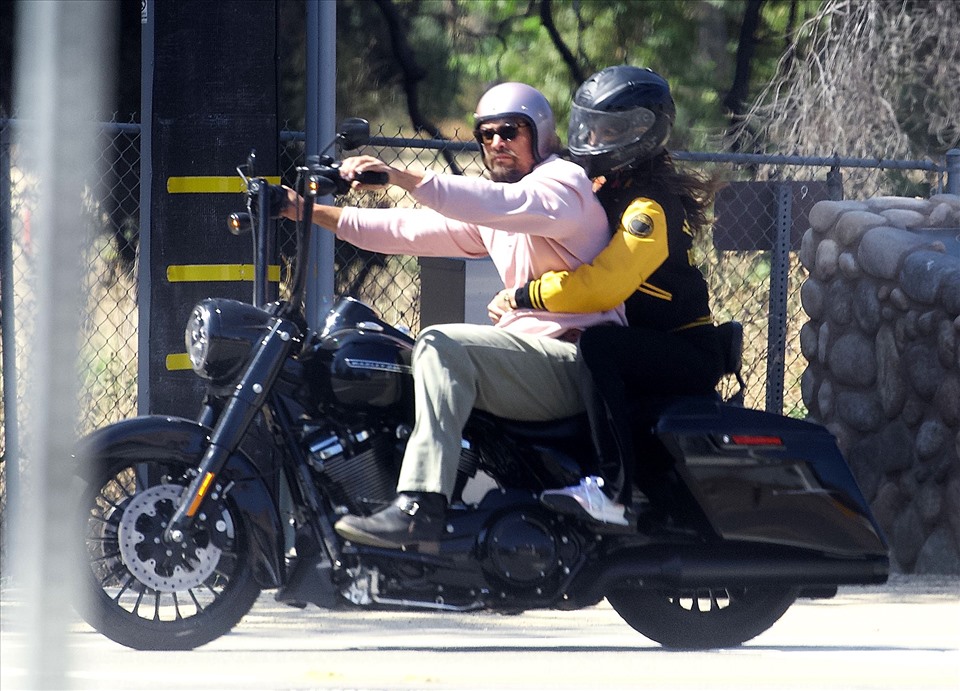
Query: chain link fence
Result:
<box><xmin>1</xmin><ymin>118</ymin><xmax>141</xmax><ymax>435</ymax></box>
<box><xmin>1</xmin><ymin>117</ymin><xmax>951</xmax><ymax>530</ymax></box>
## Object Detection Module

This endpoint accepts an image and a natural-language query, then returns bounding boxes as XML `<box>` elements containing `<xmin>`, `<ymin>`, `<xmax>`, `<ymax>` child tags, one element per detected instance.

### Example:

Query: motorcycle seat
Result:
<box><xmin>470</xmin><ymin>409</ymin><xmax>590</xmax><ymax>442</ymax></box>
<box><xmin>469</xmin><ymin>322</ymin><xmax>747</xmax><ymax>442</ymax></box>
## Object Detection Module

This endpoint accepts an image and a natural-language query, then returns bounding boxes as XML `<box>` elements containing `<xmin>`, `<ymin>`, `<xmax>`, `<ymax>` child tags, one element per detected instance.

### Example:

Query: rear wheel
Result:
<box><xmin>607</xmin><ymin>584</ymin><xmax>798</xmax><ymax>649</ymax></box>
<box><xmin>79</xmin><ymin>456</ymin><xmax>261</xmax><ymax>650</ymax></box>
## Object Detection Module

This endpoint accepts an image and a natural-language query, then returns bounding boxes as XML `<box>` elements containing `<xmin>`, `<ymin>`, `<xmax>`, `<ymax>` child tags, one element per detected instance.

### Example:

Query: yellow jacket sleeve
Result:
<box><xmin>516</xmin><ymin>197</ymin><xmax>670</xmax><ymax>313</ymax></box>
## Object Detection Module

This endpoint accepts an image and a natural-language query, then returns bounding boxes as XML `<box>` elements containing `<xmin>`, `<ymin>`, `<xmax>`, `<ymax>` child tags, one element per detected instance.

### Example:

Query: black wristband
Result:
<box><xmin>514</xmin><ymin>282</ymin><xmax>534</xmax><ymax>309</ymax></box>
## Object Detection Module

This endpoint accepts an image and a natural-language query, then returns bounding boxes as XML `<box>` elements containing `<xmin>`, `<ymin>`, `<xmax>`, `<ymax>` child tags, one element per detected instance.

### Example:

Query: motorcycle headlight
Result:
<box><xmin>184</xmin><ymin>298</ymin><xmax>272</xmax><ymax>383</ymax></box>
<box><xmin>185</xmin><ymin>304</ymin><xmax>213</xmax><ymax>373</ymax></box>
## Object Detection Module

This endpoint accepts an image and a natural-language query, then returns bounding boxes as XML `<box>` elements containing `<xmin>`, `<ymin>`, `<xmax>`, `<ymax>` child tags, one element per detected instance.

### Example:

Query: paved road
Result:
<box><xmin>2</xmin><ymin>576</ymin><xmax>958</xmax><ymax>691</ymax></box>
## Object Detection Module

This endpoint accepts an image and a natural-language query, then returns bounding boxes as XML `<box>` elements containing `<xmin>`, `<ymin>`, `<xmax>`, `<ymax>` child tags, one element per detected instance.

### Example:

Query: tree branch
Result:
<box><xmin>372</xmin><ymin>0</ymin><xmax>463</xmax><ymax>174</ymax></box>
<box><xmin>539</xmin><ymin>0</ymin><xmax>586</xmax><ymax>85</ymax></box>
<box><xmin>724</xmin><ymin>0</ymin><xmax>765</xmax><ymax>149</ymax></box>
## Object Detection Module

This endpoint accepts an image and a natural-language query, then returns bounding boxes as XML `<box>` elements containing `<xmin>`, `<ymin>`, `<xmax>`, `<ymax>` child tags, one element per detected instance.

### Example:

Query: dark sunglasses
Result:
<box><xmin>474</xmin><ymin>122</ymin><xmax>526</xmax><ymax>144</ymax></box>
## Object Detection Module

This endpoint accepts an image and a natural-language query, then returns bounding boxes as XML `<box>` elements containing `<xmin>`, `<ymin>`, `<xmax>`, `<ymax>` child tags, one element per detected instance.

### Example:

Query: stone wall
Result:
<box><xmin>798</xmin><ymin>194</ymin><xmax>960</xmax><ymax>574</ymax></box>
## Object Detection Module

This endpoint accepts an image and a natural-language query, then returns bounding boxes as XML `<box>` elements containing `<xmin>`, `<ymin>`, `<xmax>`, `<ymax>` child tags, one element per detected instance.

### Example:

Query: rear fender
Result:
<box><xmin>76</xmin><ymin>415</ymin><xmax>285</xmax><ymax>588</ymax></box>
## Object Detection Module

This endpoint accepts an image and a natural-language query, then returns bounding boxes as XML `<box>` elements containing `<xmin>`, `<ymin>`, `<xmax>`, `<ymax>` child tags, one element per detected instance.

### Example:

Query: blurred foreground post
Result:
<box><xmin>11</xmin><ymin>1</ymin><xmax>115</xmax><ymax>688</ymax></box>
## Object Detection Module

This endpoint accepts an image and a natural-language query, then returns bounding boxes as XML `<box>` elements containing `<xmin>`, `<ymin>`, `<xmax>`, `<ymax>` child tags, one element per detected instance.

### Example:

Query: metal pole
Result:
<box><xmin>946</xmin><ymin>149</ymin><xmax>960</xmax><ymax>196</ymax></box>
<box><xmin>0</xmin><ymin>119</ymin><xmax>19</xmax><ymax>522</ymax></box>
<box><xmin>766</xmin><ymin>183</ymin><xmax>791</xmax><ymax>415</ymax></box>
<box><xmin>827</xmin><ymin>165</ymin><xmax>844</xmax><ymax>201</ymax></box>
<box><xmin>138</xmin><ymin>0</ymin><xmax>154</xmax><ymax>413</ymax></box>
<box><xmin>304</xmin><ymin>0</ymin><xmax>336</xmax><ymax>328</ymax></box>
<box><xmin>254</xmin><ymin>180</ymin><xmax>270</xmax><ymax>308</ymax></box>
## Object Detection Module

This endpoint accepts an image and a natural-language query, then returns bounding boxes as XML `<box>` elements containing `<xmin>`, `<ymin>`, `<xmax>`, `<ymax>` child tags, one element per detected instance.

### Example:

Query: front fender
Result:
<box><xmin>77</xmin><ymin>415</ymin><xmax>285</xmax><ymax>588</ymax></box>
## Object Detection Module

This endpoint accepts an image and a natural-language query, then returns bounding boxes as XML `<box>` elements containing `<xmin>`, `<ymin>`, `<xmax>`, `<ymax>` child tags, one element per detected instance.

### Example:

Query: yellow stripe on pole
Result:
<box><xmin>166</xmin><ymin>264</ymin><xmax>281</xmax><ymax>283</ymax></box>
<box><xmin>165</xmin><ymin>353</ymin><xmax>193</xmax><ymax>371</ymax></box>
<box><xmin>166</xmin><ymin>176</ymin><xmax>280</xmax><ymax>194</ymax></box>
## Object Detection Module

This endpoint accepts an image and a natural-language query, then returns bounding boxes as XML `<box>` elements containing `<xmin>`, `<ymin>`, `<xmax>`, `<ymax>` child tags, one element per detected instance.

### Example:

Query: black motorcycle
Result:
<box><xmin>75</xmin><ymin>119</ymin><xmax>888</xmax><ymax>651</ymax></box>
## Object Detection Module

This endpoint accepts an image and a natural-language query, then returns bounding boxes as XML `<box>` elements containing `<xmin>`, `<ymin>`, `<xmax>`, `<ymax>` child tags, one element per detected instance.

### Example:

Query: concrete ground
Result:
<box><xmin>1</xmin><ymin>575</ymin><xmax>958</xmax><ymax>691</ymax></box>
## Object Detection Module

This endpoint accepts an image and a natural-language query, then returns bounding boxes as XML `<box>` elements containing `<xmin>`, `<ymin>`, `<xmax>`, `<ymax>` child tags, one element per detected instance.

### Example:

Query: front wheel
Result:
<box><xmin>79</xmin><ymin>455</ymin><xmax>261</xmax><ymax>650</ymax></box>
<box><xmin>607</xmin><ymin>584</ymin><xmax>798</xmax><ymax>649</ymax></box>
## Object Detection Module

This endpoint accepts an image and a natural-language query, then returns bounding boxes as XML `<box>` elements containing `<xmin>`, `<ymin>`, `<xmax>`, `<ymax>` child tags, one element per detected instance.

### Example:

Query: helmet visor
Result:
<box><xmin>568</xmin><ymin>103</ymin><xmax>657</xmax><ymax>156</ymax></box>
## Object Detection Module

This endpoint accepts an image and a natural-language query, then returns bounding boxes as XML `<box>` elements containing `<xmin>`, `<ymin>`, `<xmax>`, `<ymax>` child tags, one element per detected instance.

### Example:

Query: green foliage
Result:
<box><xmin>338</xmin><ymin>0</ymin><xmax>826</xmax><ymax>151</ymax></box>
<box><xmin>883</xmin><ymin>170</ymin><xmax>932</xmax><ymax>199</ymax></box>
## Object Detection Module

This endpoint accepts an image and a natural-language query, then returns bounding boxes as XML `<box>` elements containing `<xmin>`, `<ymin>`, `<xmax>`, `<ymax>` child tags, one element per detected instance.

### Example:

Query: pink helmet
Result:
<box><xmin>474</xmin><ymin>82</ymin><xmax>557</xmax><ymax>162</ymax></box>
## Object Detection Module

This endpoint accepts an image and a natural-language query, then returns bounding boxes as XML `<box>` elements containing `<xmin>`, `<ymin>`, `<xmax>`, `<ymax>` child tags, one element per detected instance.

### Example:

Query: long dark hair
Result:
<box><xmin>612</xmin><ymin>152</ymin><xmax>715</xmax><ymax>238</ymax></box>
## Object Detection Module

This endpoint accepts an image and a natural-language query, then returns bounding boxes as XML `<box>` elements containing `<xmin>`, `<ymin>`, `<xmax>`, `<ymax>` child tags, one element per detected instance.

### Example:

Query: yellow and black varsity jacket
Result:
<box><xmin>514</xmin><ymin>177</ymin><xmax>712</xmax><ymax>332</ymax></box>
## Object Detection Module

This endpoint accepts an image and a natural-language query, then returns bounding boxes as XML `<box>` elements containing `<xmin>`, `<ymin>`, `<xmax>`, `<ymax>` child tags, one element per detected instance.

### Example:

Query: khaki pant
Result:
<box><xmin>397</xmin><ymin>323</ymin><xmax>583</xmax><ymax>497</ymax></box>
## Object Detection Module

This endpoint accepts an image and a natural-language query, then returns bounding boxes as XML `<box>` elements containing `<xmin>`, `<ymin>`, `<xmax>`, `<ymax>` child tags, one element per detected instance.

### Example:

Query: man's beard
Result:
<box><xmin>487</xmin><ymin>156</ymin><xmax>525</xmax><ymax>183</ymax></box>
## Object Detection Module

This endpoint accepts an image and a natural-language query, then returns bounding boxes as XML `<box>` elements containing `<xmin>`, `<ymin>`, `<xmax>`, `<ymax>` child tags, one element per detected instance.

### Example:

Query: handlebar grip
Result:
<box><xmin>268</xmin><ymin>184</ymin><xmax>289</xmax><ymax>217</ymax></box>
<box><xmin>354</xmin><ymin>170</ymin><xmax>389</xmax><ymax>185</ymax></box>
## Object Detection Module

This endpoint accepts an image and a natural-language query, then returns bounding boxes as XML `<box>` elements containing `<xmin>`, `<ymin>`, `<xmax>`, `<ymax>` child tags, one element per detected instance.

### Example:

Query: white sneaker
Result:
<box><xmin>540</xmin><ymin>476</ymin><xmax>629</xmax><ymax>526</ymax></box>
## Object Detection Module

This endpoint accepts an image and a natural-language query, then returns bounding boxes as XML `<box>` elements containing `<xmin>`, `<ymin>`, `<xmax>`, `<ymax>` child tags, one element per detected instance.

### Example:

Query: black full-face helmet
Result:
<box><xmin>568</xmin><ymin>65</ymin><xmax>676</xmax><ymax>178</ymax></box>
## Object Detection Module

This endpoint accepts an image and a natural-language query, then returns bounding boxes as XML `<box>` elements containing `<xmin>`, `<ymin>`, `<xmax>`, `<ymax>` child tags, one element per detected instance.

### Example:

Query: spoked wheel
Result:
<box><xmin>80</xmin><ymin>456</ymin><xmax>261</xmax><ymax>650</ymax></box>
<box><xmin>607</xmin><ymin>584</ymin><xmax>798</xmax><ymax>649</ymax></box>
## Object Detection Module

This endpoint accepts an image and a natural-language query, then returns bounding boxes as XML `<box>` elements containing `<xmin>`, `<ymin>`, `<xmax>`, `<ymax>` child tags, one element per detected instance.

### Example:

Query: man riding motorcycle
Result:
<box><xmin>279</xmin><ymin>81</ymin><xmax>623</xmax><ymax>549</ymax></box>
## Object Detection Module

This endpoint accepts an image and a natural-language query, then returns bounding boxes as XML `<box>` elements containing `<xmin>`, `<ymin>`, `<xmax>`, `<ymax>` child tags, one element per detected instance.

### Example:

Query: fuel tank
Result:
<box><xmin>314</xmin><ymin>297</ymin><xmax>415</xmax><ymax>411</ymax></box>
<box><xmin>325</xmin><ymin>329</ymin><xmax>413</xmax><ymax>408</ymax></box>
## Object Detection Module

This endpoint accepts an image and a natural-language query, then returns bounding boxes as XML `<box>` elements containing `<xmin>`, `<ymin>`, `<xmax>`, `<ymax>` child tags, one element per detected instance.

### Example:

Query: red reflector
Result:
<box><xmin>730</xmin><ymin>435</ymin><xmax>783</xmax><ymax>446</ymax></box>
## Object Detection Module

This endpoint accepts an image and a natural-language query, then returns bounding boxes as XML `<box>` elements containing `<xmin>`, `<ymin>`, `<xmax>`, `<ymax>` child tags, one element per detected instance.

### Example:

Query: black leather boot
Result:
<box><xmin>334</xmin><ymin>492</ymin><xmax>447</xmax><ymax>549</ymax></box>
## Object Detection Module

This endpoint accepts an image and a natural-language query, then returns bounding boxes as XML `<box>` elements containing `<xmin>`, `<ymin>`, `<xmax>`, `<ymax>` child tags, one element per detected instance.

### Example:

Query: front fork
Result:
<box><xmin>164</xmin><ymin>317</ymin><xmax>299</xmax><ymax>544</ymax></box>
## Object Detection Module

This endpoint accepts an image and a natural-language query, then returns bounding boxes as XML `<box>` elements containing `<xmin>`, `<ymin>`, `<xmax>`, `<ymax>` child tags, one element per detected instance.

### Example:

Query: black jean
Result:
<box><xmin>577</xmin><ymin>324</ymin><xmax>725</xmax><ymax>507</ymax></box>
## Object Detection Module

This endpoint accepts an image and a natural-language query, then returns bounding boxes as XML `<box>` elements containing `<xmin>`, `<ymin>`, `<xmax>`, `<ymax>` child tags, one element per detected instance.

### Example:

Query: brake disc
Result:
<box><xmin>117</xmin><ymin>483</ymin><xmax>227</xmax><ymax>592</ymax></box>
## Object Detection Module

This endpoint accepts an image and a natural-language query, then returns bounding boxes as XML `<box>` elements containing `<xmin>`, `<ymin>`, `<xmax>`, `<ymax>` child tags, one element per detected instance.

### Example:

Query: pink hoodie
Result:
<box><xmin>336</xmin><ymin>155</ymin><xmax>626</xmax><ymax>338</ymax></box>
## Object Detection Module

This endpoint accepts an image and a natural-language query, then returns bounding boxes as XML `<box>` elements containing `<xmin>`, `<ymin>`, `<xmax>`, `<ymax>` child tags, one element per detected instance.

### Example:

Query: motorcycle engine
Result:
<box><xmin>303</xmin><ymin>425</ymin><xmax>400</xmax><ymax>515</ymax></box>
<box><xmin>480</xmin><ymin>508</ymin><xmax>580</xmax><ymax>590</ymax></box>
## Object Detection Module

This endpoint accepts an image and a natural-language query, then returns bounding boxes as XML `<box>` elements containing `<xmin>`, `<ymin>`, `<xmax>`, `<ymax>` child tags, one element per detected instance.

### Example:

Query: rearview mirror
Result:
<box><xmin>337</xmin><ymin>118</ymin><xmax>372</xmax><ymax>151</ymax></box>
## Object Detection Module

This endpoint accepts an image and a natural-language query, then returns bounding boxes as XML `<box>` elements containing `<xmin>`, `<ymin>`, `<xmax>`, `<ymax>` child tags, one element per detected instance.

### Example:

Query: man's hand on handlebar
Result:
<box><xmin>278</xmin><ymin>186</ymin><xmax>301</xmax><ymax>221</ymax></box>
<box><xmin>274</xmin><ymin>154</ymin><xmax>425</xmax><ymax>228</ymax></box>
<box><xmin>277</xmin><ymin>154</ymin><xmax>407</xmax><ymax>222</ymax></box>
<box><xmin>340</xmin><ymin>155</ymin><xmax>423</xmax><ymax>192</ymax></box>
